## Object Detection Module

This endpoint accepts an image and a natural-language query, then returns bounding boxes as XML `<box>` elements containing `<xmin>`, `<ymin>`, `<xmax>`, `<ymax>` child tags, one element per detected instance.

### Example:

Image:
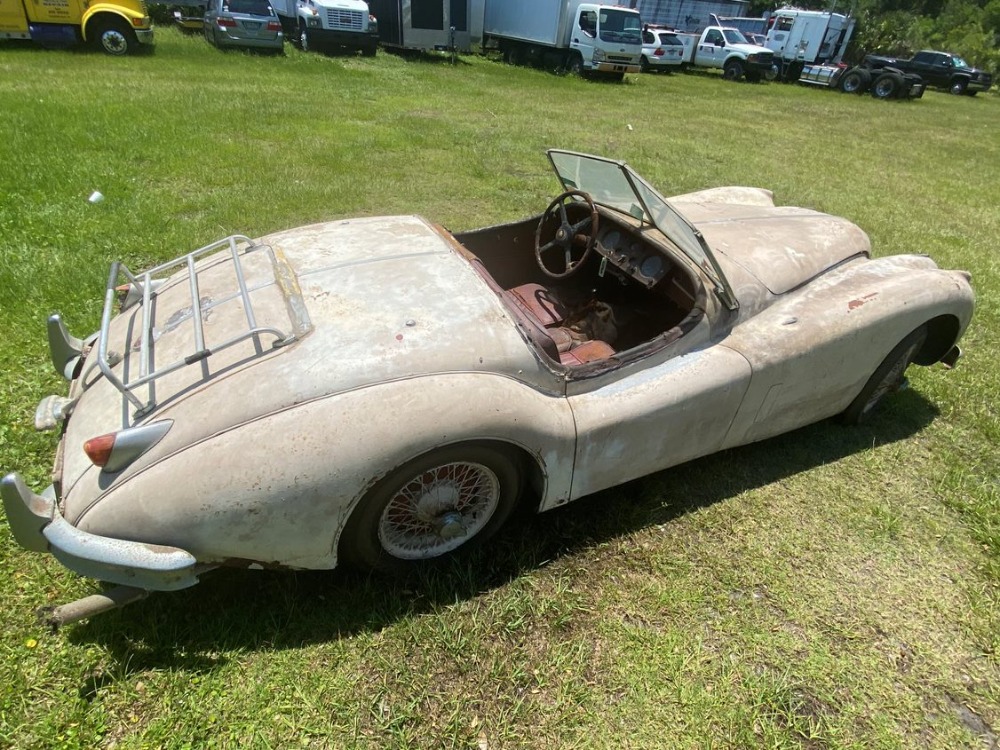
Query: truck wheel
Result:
<box><xmin>362</xmin><ymin>43</ymin><xmax>377</xmax><ymax>57</ymax></box>
<box><xmin>839</xmin><ymin>67</ymin><xmax>870</xmax><ymax>94</ymax></box>
<box><xmin>949</xmin><ymin>78</ymin><xmax>968</xmax><ymax>95</ymax></box>
<box><xmin>871</xmin><ymin>71</ymin><xmax>902</xmax><ymax>99</ymax></box>
<box><xmin>640</xmin><ymin>56</ymin><xmax>650</xmax><ymax>73</ymax></box>
<box><xmin>91</xmin><ymin>17</ymin><xmax>137</xmax><ymax>56</ymax></box>
<box><xmin>568</xmin><ymin>54</ymin><xmax>585</xmax><ymax>78</ymax></box>
<box><xmin>297</xmin><ymin>21</ymin><xmax>309</xmax><ymax>52</ymax></box>
<box><xmin>722</xmin><ymin>59</ymin><xmax>744</xmax><ymax>81</ymax></box>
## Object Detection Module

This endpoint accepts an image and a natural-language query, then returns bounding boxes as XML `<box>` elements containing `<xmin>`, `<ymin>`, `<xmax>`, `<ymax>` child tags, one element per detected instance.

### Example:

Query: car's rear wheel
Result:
<box><xmin>340</xmin><ymin>444</ymin><xmax>522</xmax><ymax>574</ymax></box>
<box><xmin>840</xmin><ymin>325</ymin><xmax>927</xmax><ymax>425</ymax></box>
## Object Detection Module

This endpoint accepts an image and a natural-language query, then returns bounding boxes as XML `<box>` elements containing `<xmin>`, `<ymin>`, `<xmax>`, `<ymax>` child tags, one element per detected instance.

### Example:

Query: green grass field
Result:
<box><xmin>1</xmin><ymin>27</ymin><xmax>998</xmax><ymax>749</ymax></box>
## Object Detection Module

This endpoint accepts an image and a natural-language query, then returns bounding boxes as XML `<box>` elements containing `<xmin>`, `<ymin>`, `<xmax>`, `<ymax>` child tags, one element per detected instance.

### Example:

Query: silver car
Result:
<box><xmin>203</xmin><ymin>0</ymin><xmax>284</xmax><ymax>52</ymax></box>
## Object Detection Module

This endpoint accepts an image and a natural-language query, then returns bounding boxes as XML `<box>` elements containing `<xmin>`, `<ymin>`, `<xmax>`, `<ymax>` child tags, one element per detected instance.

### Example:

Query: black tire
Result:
<box><xmin>722</xmin><ymin>59</ymin><xmax>744</xmax><ymax>81</ymax></box>
<box><xmin>871</xmin><ymin>71</ymin><xmax>902</xmax><ymax>99</ymax></box>
<box><xmin>840</xmin><ymin>67</ymin><xmax>870</xmax><ymax>94</ymax></box>
<box><xmin>362</xmin><ymin>43</ymin><xmax>376</xmax><ymax>57</ymax></box>
<box><xmin>297</xmin><ymin>20</ymin><xmax>308</xmax><ymax>52</ymax></box>
<box><xmin>505</xmin><ymin>46</ymin><xmax>521</xmax><ymax>66</ymax></box>
<box><xmin>840</xmin><ymin>326</ymin><xmax>927</xmax><ymax>425</ymax></box>
<box><xmin>949</xmin><ymin>78</ymin><xmax>968</xmax><ymax>95</ymax></box>
<box><xmin>567</xmin><ymin>54</ymin><xmax>584</xmax><ymax>77</ymax></box>
<box><xmin>91</xmin><ymin>16</ymin><xmax>137</xmax><ymax>56</ymax></box>
<box><xmin>640</xmin><ymin>55</ymin><xmax>650</xmax><ymax>73</ymax></box>
<box><xmin>339</xmin><ymin>444</ymin><xmax>523</xmax><ymax>574</ymax></box>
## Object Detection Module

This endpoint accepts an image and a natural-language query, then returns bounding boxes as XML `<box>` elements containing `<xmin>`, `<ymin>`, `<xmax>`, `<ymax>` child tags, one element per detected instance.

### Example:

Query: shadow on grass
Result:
<box><xmin>66</xmin><ymin>388</ymin><xmax>938</xmax><ymax>671</ymax></box>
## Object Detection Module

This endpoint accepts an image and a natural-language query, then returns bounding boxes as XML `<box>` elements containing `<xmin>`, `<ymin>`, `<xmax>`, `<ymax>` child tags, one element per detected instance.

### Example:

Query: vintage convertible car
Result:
<box><xmin>2</xmin><ymin>151</ymin><xmax>974</xmax><ymax>624</ymax></box>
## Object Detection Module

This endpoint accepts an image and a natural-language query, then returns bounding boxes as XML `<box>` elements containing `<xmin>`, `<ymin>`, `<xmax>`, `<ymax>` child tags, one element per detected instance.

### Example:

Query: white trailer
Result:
<box><xmin>367</xmin><ymin>0</ymin><xmax>471</xmax><ymax>52</ymax></box>
<box><xmin>483</xmin><ymin>0</ymin><xmax>642</xmax><ymax>80</ymax></box>
<box><xmin>763</xmin><ymin>8</ymin><xmax>854</xmax><ymax>67</ymax></box>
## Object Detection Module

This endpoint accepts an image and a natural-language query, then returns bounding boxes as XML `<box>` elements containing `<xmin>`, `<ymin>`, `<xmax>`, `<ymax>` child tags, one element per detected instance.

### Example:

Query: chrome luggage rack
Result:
<box><xmin>97</xmin><ymin>235</ymin><xmax>313</xmax><ymax>418</ymax></box>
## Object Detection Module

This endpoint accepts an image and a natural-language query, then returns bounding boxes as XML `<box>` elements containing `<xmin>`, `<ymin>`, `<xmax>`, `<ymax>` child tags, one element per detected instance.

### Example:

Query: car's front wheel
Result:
<box><xmin>340</xmin><ymin>444</ymin><xmax>522</xmax><ymax>574</ymax></box>
<box><xmin>840</xmin><ymin>325</ymin><xmax>927</xmax><ymax>425</ymax></box>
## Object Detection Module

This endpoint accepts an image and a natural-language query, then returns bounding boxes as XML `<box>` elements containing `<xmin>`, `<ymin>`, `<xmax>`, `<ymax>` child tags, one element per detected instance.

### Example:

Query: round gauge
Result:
<box><xmin>639</xmin><ymin>254</ymin><xmax>664</xmax><ymax>278</ymax></box>
<box><xmin>603</xmin><ymin>230</ymin><xmax>621</xmax><ymax>249</ymax></box>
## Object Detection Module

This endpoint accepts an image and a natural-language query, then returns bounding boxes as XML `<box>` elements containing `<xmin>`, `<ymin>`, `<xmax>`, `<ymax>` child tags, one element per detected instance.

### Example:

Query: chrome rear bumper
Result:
<box><xmin>1</xmin><ymin>473</ymin><xmax>202</xmax><ymax>591</ymax></box>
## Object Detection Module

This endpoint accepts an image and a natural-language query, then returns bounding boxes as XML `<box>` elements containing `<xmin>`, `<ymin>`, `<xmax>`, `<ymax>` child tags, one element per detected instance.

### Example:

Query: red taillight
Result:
<box><xmin>267</xmin><ymin>21</ymin><xmax>281</xmax><ymax>30</ymax></box>
<box><xmin>654</xmin><ymin>48</ymin><xmax>664</xmax><ymax>57</ymax></box>
<box><xmin>217</xmin><ymin>17</ymin><xmax>237</xmax><ymax>27</ymax></box>
<box><xmin>83</xmin><ymin>434</ymin><xmax>116</xmax><ymax>467</ymax></box>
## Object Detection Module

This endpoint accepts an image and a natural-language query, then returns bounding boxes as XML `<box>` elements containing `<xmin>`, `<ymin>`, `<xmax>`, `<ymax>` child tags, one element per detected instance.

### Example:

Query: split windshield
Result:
<box><xmin>599</xmin><ymin>10</ymin><xmax>642</xmax><ymax>44</ymax></box>
<box><xmin>546</xmin><ymin>150</ymin><xmax>737</xmax><ymax>310</ymax></box>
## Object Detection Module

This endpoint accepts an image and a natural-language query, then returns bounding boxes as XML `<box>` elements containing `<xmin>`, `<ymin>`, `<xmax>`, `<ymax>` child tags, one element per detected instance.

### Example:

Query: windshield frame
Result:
<box><xmin>546</xmin><ymin>150</ymin><xmax>738</xmax><ymax>311</ymax></box>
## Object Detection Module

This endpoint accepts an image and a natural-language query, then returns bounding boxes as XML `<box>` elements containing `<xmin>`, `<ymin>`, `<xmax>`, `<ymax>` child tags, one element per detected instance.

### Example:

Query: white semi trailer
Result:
<box><xmin>483</xmin><ymin>0</ymin><xmax>642</xmax><ymax>80</ymax></box>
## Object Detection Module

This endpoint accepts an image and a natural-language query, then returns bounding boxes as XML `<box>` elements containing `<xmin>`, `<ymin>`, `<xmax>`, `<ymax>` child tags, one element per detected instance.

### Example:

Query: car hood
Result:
<box><xmin>670</xmin><ymin>189</ymin><xmax>871</xmax><ymax>296</ymax></box>
<box><xmin>59</xmin><ymin>216</ymin><xmax>544</xmax><ymax>502</ymax></box>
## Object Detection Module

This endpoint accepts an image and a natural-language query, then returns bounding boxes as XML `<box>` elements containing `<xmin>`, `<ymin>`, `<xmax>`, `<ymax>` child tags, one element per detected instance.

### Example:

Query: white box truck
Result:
<box><xmin>483</xmin><ymin>0</ymin><xmax>642</xmax><ymax>80</ymax></box>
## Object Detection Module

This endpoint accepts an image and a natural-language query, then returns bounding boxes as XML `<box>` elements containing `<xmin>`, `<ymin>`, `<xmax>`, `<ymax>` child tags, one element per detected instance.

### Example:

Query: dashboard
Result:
<box><xmin>596</xmin><ymin>223</ymin><xmax>670</xmax><ymax>288</ymax></box>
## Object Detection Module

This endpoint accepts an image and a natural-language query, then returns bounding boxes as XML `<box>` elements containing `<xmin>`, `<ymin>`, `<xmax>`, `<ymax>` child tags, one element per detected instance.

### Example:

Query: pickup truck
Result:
<box><xmin>864</xmin><ymin>50</ymin><xmax>992</xmax><ymax>95</ymax></box>
<box><xmin>677</xmin><ymin>25</ymin><xmax>775</xmax><ymax>82</ymax></box>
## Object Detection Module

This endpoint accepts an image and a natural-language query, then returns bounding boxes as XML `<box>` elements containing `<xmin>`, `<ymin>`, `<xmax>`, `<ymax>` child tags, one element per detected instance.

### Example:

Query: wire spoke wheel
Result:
<box><xmin>341</xmin><ymin>444</ymin><xmax>522</xmax><ymax>573</ymax></box>
<box><xmin>378</xmin><ymin>461</ymin><xmax>501</xmax><ymax>559</ymax></box>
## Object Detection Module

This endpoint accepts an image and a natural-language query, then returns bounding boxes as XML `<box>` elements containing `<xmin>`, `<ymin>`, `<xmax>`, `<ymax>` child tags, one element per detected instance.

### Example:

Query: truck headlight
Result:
<box><xmin>368</xmin><ymin>14</ymin><xmax>377</xmax><ymax>33</ymax></box>
<box><xmin>593</xmin><ymin>48</ymin><xmax>606</xmax><ymax>63</ymax></box>
<box><xmin>307</xmin><ymin>15</ymin><xmax>321</xmax><ymax>27</ymax></box>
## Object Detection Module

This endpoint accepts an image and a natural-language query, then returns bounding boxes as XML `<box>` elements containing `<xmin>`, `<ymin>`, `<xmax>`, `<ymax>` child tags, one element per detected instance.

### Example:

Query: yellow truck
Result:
<box><xmin>0</xmin><ymin>0</ymin><xmax>153</xmax><ymax>54</ymax></box>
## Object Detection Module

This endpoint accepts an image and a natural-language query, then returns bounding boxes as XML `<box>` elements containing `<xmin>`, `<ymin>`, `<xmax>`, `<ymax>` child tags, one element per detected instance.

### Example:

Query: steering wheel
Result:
<box><xmin>534</xmin><ymin>190</ymin><xmax>599</xmax><ymax>279</ymax></box>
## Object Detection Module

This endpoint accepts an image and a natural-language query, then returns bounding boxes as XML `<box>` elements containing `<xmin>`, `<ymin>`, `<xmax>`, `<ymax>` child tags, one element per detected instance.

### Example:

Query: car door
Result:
<box><xmin>694</xmin><ymin>28</ymin><xmax>725</xmax><ymax>67</ymax></box>
<box><xmin>566</xmin><ymin>318</ymin><xmax>752</xmax><ymax>501</ymax></box>
<box><xmin>570</xmin><ymin>7</ymin><xmax>597</xmax><ymax>65</ymax></box>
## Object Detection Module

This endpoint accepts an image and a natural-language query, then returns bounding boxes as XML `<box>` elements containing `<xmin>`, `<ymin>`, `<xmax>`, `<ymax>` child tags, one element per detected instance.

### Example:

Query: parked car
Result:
<box><xmin>2</xmin><ymin>151</ymin><xmax>974</xmax><ymax>626</ymax></box>
<box><xmin>640</xmin><ymin>27</ymin><xmax>685</xmax><ymax>71</ymax></box>
<box><xmin>203</xmin><ymin>0</ymin><xmax>283</xmax><ymax>52</ymax></box>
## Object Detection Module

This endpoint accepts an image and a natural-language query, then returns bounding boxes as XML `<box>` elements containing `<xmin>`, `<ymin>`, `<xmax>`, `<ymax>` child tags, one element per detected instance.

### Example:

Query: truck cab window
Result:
<box><xmin>578</xmin><ymin>10</ymin><xmax>597</xmax><ymax>37</ymax></box>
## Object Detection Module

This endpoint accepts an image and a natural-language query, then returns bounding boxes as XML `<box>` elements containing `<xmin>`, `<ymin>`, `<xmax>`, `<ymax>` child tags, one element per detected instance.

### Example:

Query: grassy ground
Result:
<box><xmin>1</xmin><ymin>27</ymin><xmax>998</xmax><ymax>749</ymax></box>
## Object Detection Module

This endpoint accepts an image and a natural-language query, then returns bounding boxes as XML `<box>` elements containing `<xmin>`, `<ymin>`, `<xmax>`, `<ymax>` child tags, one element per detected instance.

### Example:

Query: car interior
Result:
<box><xmin>453</xmin><ymin>191</ymin><xmax>706</xmax><ymax>373</ymax></box>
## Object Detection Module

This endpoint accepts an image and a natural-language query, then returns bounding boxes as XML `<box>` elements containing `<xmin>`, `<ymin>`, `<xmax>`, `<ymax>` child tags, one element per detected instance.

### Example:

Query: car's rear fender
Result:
<box><xmin>70</xmin><ymin>372</ymin><xmax>575</xmax><ymax>571</ymax></box>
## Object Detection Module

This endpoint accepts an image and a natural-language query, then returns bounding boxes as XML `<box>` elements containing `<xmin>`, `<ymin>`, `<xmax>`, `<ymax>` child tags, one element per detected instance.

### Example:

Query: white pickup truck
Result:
<box><xmin>677</xmin><ymin>25</ymin><xmax>775</xmax><ymax>81</ymax></box>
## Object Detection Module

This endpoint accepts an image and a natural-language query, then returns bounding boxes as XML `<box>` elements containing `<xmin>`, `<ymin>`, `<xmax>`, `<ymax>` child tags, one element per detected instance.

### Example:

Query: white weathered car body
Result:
<box><xmin>2</xmin><ymin>152</ymin><xmax>974</xmax><ymax>621</ymax></box>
